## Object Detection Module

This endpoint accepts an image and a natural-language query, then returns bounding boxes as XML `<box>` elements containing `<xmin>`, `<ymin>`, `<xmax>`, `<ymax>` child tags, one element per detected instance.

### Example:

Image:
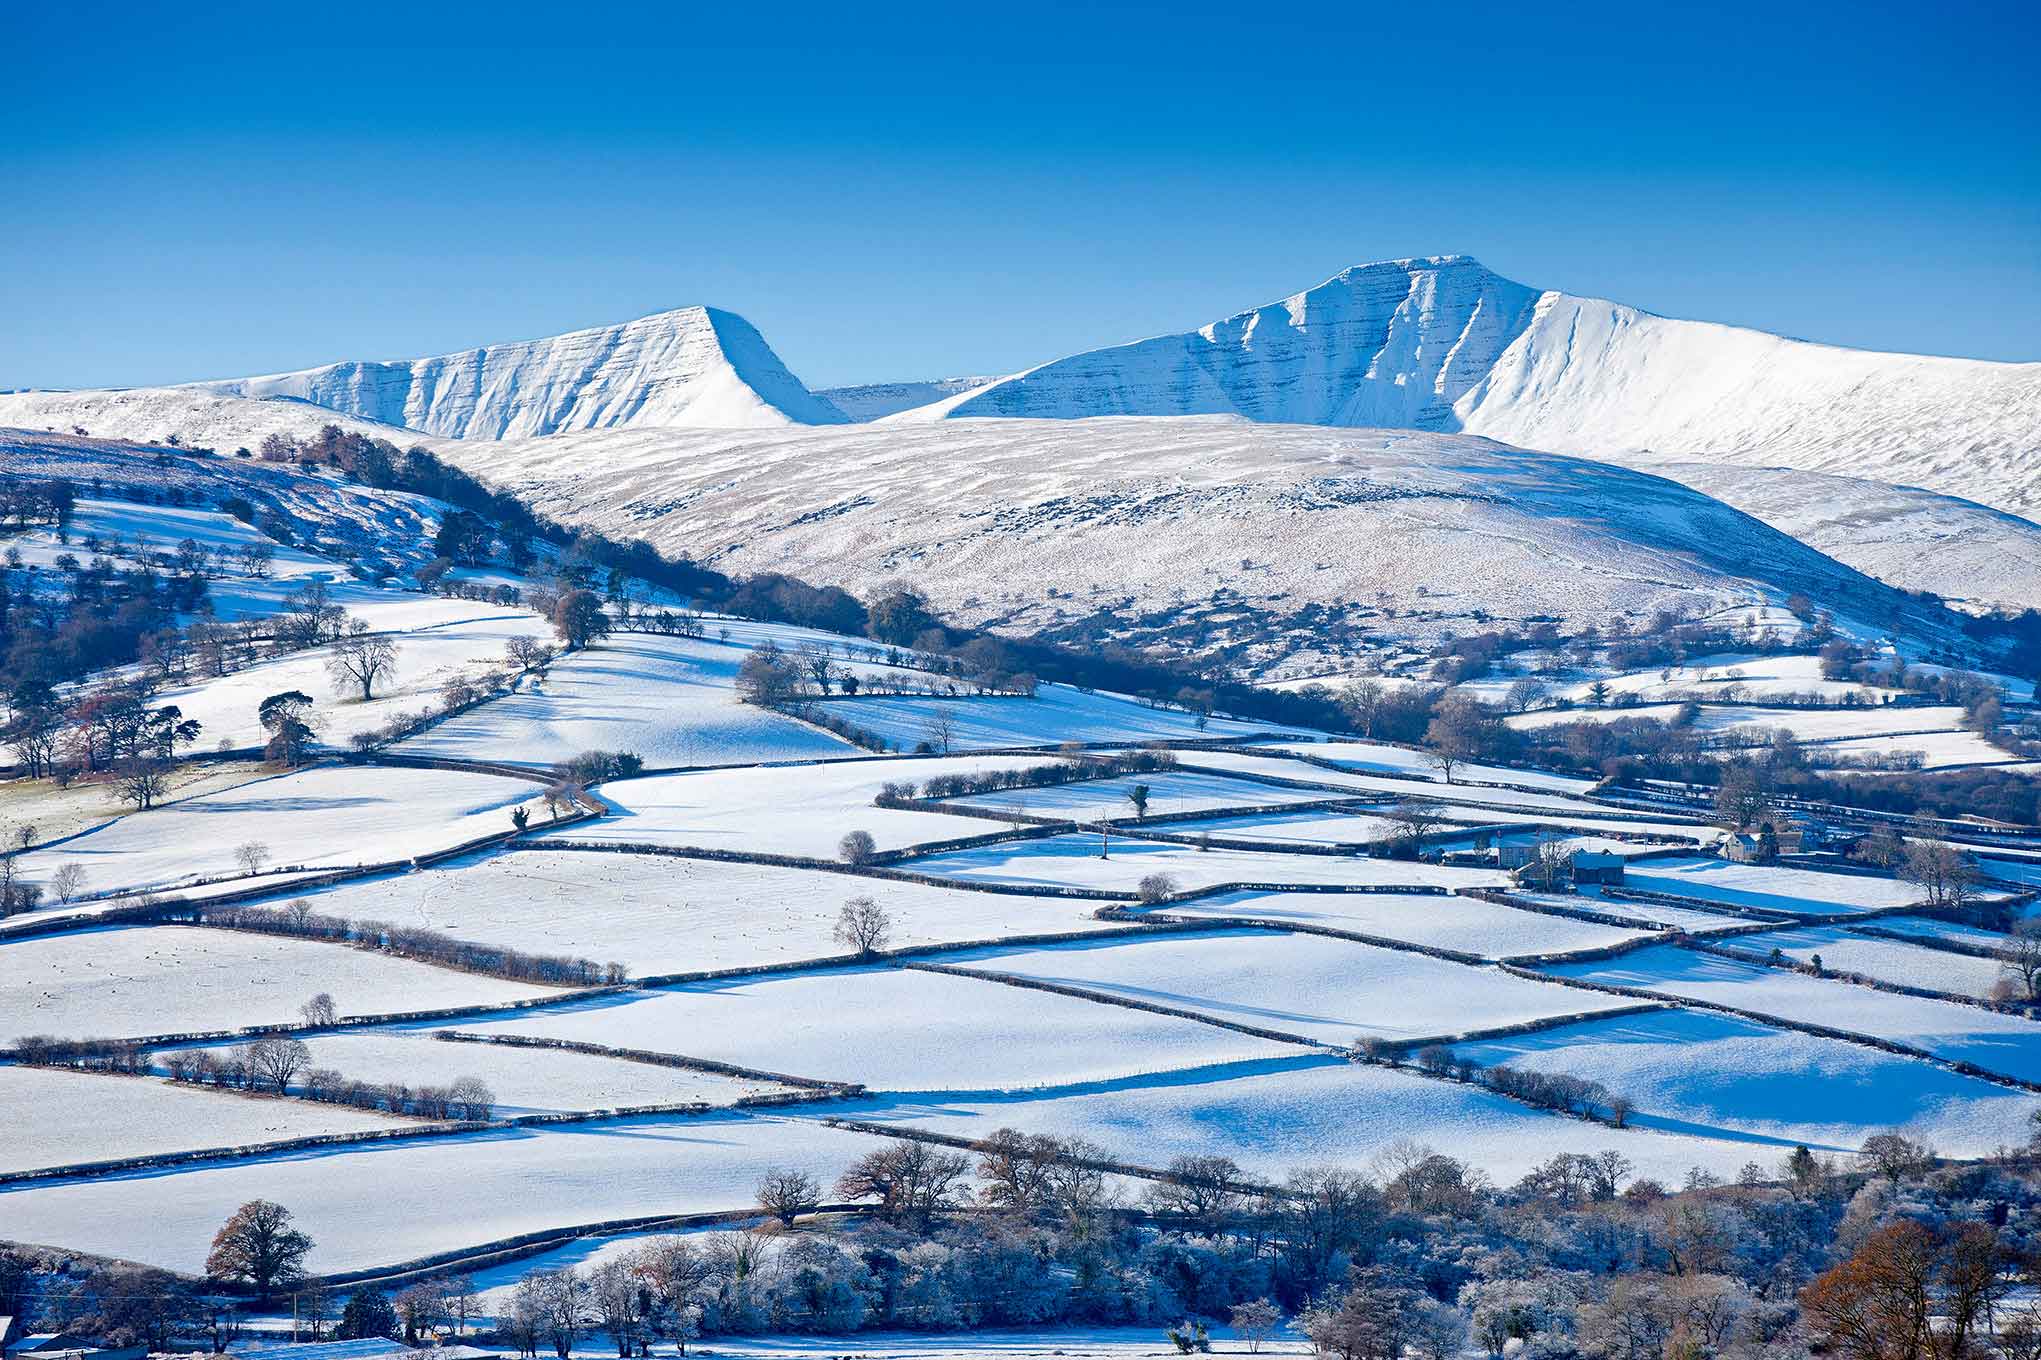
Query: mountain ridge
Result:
<box><xmin>185</xmin><ymin>305</ymin><xmax>847</xmax><ymax>437</ymax></box>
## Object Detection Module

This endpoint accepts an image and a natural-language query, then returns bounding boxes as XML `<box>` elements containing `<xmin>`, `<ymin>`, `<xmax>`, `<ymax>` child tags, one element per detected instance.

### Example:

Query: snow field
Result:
<box><xmin>1811</xmin><ymin>731</ymin><xmax>2015</xmax><ymax>771</ymax></box>
<box><xmin>264</xmin><ymin>1027</ymin><xmax>788</xmax><ymax>1115</ymax></box>
<box><xmin>0</xmin><ymin>1063</ymin><xmax>401</xmax><ymax>1175</ymax></box>
<box><xmin>0</xmin><ymin>759</ymin><xmax>271</xmax><ymax>853</ymax></box>
<box><xmin>291</xmin><ymin>849</ymin><xmax>1112</xmax><ymax>976</ymax></box>
<box><xmin>812</xmin><ymin>686</ymin><xmax>1318</xmax><ymax>752</ymax></box>
<box><xmin>1726</xmin><ymin>925</ymin><xmax>2010</xmax><ymax>1000</ymax></box>
<box><xmin>1448</xmin><ymin>1007</ymin><xmax>2040</xmax><ymax>1157</ymax></box>
<box><xmin>1140</xmin><ymin>889</ymin><xmax>1653</xmax><ymax>960</ymax></box>
<box><xmin>901</xmin><ymin>833</ymin><xmax>1505</xmax><ymax>894</ymax></box>
<box><xmin>1871</xmin><ymin>915</ymin><xmax>2024</xmax><ymax>951</ymax></box>
<box><xmin>1541</xmin><ymin>944</ymin><xmax>2041</xmax><ymax>1083</ymax></box>
<box><xmin>0</xmin><ymin>924</ymin><xmax>551</xmax><ymax>1044</ymax></box>
<box><xmin>152</xmin><ymin>612</ymin><xmax>553</xmax><ymax>752</ymax></box>
<box><xmin>1618</xmin><ymin>856</ymin><xmax>1939</xmax><ymax>915</ymax></box>
<box><xmin>14</xmin><ymin>764</ymin><xmax>545</xmax><ymax>897</ymax></box>
<box><xmin>1506</xmin><ymin>890</ymin><xmax>1754</xmax><ymax>934</ymax></box>
<box><xmin>943</xmin><ymin>769</ymin><xmax>1339</xmax><ymax>821</ymax></box>
<box><xmin>398</xmin><ymin>631</ymin><xmax>863</xmax><ymax>770</ymax></box>
<box><xmin>1178</xmin><ymin>751</ymin><xmax>1674</xmax><ymax>820</ymax></box>
<box><xmin>550</xmin><ymin>756</ymin><xmax>1046</xmax><ymax>860</ymax></box>
<box><xmin>0</xmin><ymin>1111</ymin><xmax>897</xmax><ymax>1275</ymax></box>
<box><xmin>818</xmin><ymin>1055</ymin><xmax>1766</xmax><ymax>1189</ymax></box>
<box><xmin>1556</xmin><ymin>653</ymin><xmax>1900</xmax><ymax>706</ymax></box>
<box><xmin>939</xmin><ymin>929</ymin><xmax>1638</xmax><ymax>1047</ymax></box>
<box><xmin>1269</xmin><ymin>740</ymin><xmax>1597</xmax><ymax>793</ymax></box>
<box><xmin>1146</xmin><ymin>809</ymin><xmax>1404</xmax><ymax>847</ymax></box>
<box><xmin>451</xmin><ymin>964</ymin><xmax>1303</xmax><ymax>1091</ymax></box>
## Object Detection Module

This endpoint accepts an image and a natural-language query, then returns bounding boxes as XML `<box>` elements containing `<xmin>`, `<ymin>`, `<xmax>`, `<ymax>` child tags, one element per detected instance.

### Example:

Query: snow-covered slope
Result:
<box><xmin>819</xmin><ymin>376</ymin><xmax>1002</xmax><ymax>421</ymax></box>
<box><xmin>1644</xmin><ymin>462</ymin><xmax>2041</xmax><ymax>612</ymax></box>
<box><xmin>897</xmin><ymin>256</ymin><xmax>2041</xmax><ymax>514</ymax></box>
<box><xmin>432</xmin><ymin>417</ymin><xmax>1964</xmax><ymax>667</ymax></box>
<box><xmin>182</xmin><ymin>306</ymin><xmax>847</xmax><ymax>437</ymax></box>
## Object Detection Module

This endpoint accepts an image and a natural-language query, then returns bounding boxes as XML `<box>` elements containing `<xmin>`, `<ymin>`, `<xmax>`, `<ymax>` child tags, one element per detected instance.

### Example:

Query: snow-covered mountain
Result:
<box><xmin>894</xmin><ymin>256</ymin><xmax>2041</xmax><ymax>515</ymax></box>
<box><xmin>185</xmin><ymin>306</ymin><xmax>847</xmax><ymax>437</ymax></box>
<box><xmin>431</xmin><ymin>417</ymin><xmax>1968</xmax><ymax>670</ymax></box>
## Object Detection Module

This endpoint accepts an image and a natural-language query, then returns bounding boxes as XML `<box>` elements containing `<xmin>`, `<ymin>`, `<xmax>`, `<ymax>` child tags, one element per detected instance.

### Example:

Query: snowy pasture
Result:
<box><xmin>0</xmin><ymin>924</ymin><xmax>550</xmax><ymax>1044</ymax></box>
<box><xmin>1810</xmin><ymin>731</ymin><xmax>2016</xmax><ymax>771</ymax></box>
<box><xmin>292</xmin><ymin>849</ymin><xmax>1110</xmax><ymax>976</ymax></box>
<box><xmin>1508</xmin><ymin>890</ymin><xmax>1754</xmax><ymax>934</ymax></box>
<box><xmin>1870</xmin><ymin>915</ymin><xmax>2023</xmax><ymax>951</ymax></box>
<box><xmin>1725</xmin><ymin>925</ymin><xmax>2010</xmax><ymax>999</ymax></box>
<box><xmin>1148</xmin><ymin>809</ymin><xmax>1404</xmax><ymax>847</ymax></box>
<box><xmin>1617</xmin><ymin>856</ymin><xmax>1940</xmax><ymax>916</ymax></box>
<box><xmin>812</xmin><ymin>687</ymin><xmax>1315</xmax><ymax>751</ymax></box>
<box><xmin>152</xmin><ymin>612</ymin><xmax>553</xmax><ymax>752</ymax></box>
<box><xmin>399</xmin><ymin>632</ymin><xmax>862</xmax><ymax>769</ymax></box>
<box><xmin>822</xmin><ymin>1055</ymin><xmax>1762</xmax><ymax>1187</ymax></box>
<box><xmin>1178</xmin><ymin>751</ymin><xmax>1670</xmax><ymax>821</ymax></box>
<box><xmin>1556</xmin><ymin>653</ymin><xmax>1899</xmax><ymax>705</ymax></box>
<box><xmin>1140</xmin><ymin>889</ymin><xmax>1654</xmax><ymax>960</ymax></box>
<box><xmin>14</xmin><ymin>764</ymin><xmax>542</xmax><ymax>897</ymax></box>
<box><xmin>1449</xmin><ymin>1007</ymin><xmax>2040</xmax><ymax>1157</ymax></box>
<box><xmin>943</xmin><ymin>769</ymin><xmax>1339</xmax><ymax>822</ymax></box>
<box><xmin>0</xmin><ymin>1064</ymin><xmax>400</xmax><ymax>1174</ymax></box>
<box><xmin>550</xmin><ymin>757</ymin><xmax>1042</xmax><ymax>859</ymax></box>
<box><xmin>901</xmin><ymin>833</ymin><xmax>1506</xmax><ymax>894</ymax></box>
<box><xmin>942</xmin><ymin>930</ymin><xmax>1638</xmax><ymax>1046</ymax></box>
<box><xmin>1269</xmin><ymin>740</ymin><xmax>1597</xmax><ymax>793</ymax></box>
<box><xmin>457</xmin><ymin>964</ymin><xmax>1302</xmax><ymax>1091</ymax></box>
<box><xmin>1541</xmin><ymin>944</ymin><xmax>2041</xmax><ymax>1083</ymax></box>
<box><xmin>0</xmin><ymin>1111</ymin><xmax>895</xmax><ymax>1275</ymax></box>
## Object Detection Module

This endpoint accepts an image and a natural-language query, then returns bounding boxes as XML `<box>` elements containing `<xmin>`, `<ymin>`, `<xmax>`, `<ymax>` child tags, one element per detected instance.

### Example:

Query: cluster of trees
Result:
<box><xmin>160</xmin><ymin>1042</ymin><xmax>497</xmax><ymax>1121</ymax></box>
<box><xmin>206</xmin><ymin>901</ymin><xmax>627</xmax><ymax>987</ymax></box>
<box><xmin>13</xmin><ymin>1033</ymin><xmax>151</xmax><ymax>1073</ymax></box>
<box><xmin>0</xmin><ymin>525</ymin><xmax>212</xmax><ymax>693</ymax></box>
<box><xmin>903</xmin><ymin>749</ymin><xmax>1180</xmax><ymax>803</ymax></box>
<box><xmin>553</xmin><ymin>749</ymin><xmax>644</xmax><ymax>784</ymax></box>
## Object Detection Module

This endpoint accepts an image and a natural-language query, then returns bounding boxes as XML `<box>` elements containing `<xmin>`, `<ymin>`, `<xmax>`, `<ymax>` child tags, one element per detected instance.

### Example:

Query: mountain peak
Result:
<box><xmin>186</xmin><ymin>305</ymin><xmax>846</xmax><ymax>438</ymax></box>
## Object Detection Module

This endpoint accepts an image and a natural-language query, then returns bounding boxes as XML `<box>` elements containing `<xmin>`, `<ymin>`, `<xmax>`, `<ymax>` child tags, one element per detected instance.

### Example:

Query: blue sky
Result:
<box><xmin>5</xmin><ymin>0</ymin><xmax>2036</xmax><ymax>390</ymax></box>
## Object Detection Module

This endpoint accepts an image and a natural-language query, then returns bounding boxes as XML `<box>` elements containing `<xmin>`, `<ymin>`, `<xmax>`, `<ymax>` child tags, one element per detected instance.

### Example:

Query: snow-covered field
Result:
<box><xmin>1269</xmin><ymin>740</ymin><xmax>1597</xmax><ymax>793</ymax></box>
<box><xmin>943</xmin><ymin>769</ymin><xmax>1338</xmax><ymax>821</ymax></box>
<box><xmin>1177</xmin><ymin>751</ymin><xmax>1674</xmax><ymax>820</ymax></box>
<box><xmin>812</xmin><ymin>687</ymin><xmax>1312</xmax><ymax>752</ymax></box>
<box><xmin>0</xmin><ymin>1111</ymin><xmax>893</xmax><ymax>1275</ymax></box>
<box><xmin>1811</xmin><ymin>731</ymin><xmax>2015</xmax><ymax>771</ymax></box>
<box><xmin>1870</xmin><ymin>915</ymin><xmax>2022</xmax><ymax>952</ymax></box>
<box><xmin>825</xmin><ymin>1055</ymin><xmax>1762</xmax><ymax>1188</ymax></box>
<box><xmin>1618</xmin><ymin>856</ymin><xmax>1934</xmax><ymax>915</ymax></box>
<box><xmin>294</xmin><ymin>849</ymin><xmax>1111</xmax><ymax>975</ymax></box>
<box><xmin>0</xmin><ymin>924</ymin><xmax>550</xmax><ymax>1043</ymax></box>
<box><xmin>399</xmin><ymin>632</ymin><xmax>861</xmax><ymax>769</ymax></box>
<box><xmin>1542</xmin><ymin>944</ymin><xmax>2041</xmax><ymax>1083</ymax></box>
<box><xmin>0</xmin><ymin>1064</ymin><xmax>400</xmax><ymax>1174</ymax></box>
<box><xmin>150</xmin><ymin>613</ymin><xmax>554</xmax><ymax>752</ymax></box>
<box><xmin>1509</xmin><ymin>889</ymin><xmax>1755</xmax><ymax>934</ymax></box>
<box><xmin>450</xmin><ymin>965</ymin><xmax>1303</xmax><ymax>1090</ymax></box>
<box><xmin>901</xmin><ymin>834</ymin><xmax>1505</xmax><ymax>894</ymax></box>
<box><xmin>549</xmin><ymin>758</ymin><xmax>1040</xmax><ymax>859</ymax></box>
<box><xmin>16</xmin><ymin>764</ymin><xmax>543</xmax><ymax>897</ymax></box>
<box><xmin>1147</xmin><ymin>809</ymin><xmax>1404</xmax><ymax>847</ymax></box>
<box><xmin>1726</xmin><ymin>925</ymin><xmax>2009</xmax><ymax>999</ymax></box>
<box><xmin>1449</xmin><ymin>1009</ymin><xmax>2040</xmax><ymax>1157</ymax></box>
<box><xmin>1140</xmin><ymin>889</ymin><xmax>1653</xmax><ymax>960</ymax></box>
<box><xmin>941</xmin><ymin>930</ymin><xmax>1637</xmax><ymax>1047</ymax></box>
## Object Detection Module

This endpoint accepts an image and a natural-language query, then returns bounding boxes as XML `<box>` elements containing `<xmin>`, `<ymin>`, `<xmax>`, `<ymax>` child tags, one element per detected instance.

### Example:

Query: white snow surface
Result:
<box><xmin>1139</xmin><ymin>888</ymin><xmax>1651</xmax><ymax>960</ymax></box>
<box><xmin>943</xmin><ymin>769</ymin><xmax>1339</xmax><ymax>821</ymax></box>
<box><xmin>183</xmin><ymin>306</ymin><xmax>847</xmax><ymax>436</ymax></box>
<box><xmin>812</xmin><ymin>688</ymin><xmax>1313</xmax><ymax>751</ymax></box>
<box><xmin>1449</xmin><ymin>1008</ymin><xmax>2040</xmax><ymax>1157</ymax></box>
<box><xmin>548</xmin><ymin>757</ymin><xmax>1039</xmax><ymax>859</ymax></box>
<box><xmin>1727</xmin><ymin>925</ymin><xmax>2009</xmax><ymax>999</ymax></box>
<box><xmin>0</xmin><ymin>1111</ymin><xmax>891</xmax><ymax>1274</ymax></box>
<box><xmin>827</xmin><ymin>1055</ymin><xmax>1764</xmax><ymax>1187</ymax></box>
<box><xmin>0</xmin><ymin>923</ymin><xmax>549</xmax><ymax>1043</ymax></box>
<box><xmin>454</xmin><ymin>964</ymin><xmax>1302</xmax><ymax>1090</ymax></box>
<box><xmin>15</xmin><ymin>764</ymin><xmax>541</xmax><ymax>897</ymax></box>
<box><xmin>397</xmin><ymin>632</ymin><xmax>860</xmax><ymax>769</ymax></box>
<box><xmin>940</xmin><ymin>929</ymin><xmax>1636</xmax><ymax>1046</ymax></box>
<box><xmin>291</xmin><ymin>848</ymin><xmax>1113</xmax><ymax>976</ymax></box>
<box><xmin>1543</xmin><ymin>944</ymin><xmax>2041</xmax><ymax>1083</ymax></box>
<box><xmin>1617</xmin><ymin>856</ymin><xmax>1937</xmax><ymax>916</ymax></box>
<box><xmin>901</xmin><ymin>833</ymin><xmax>1504</xmax><ymax>894</ymax></box>
<box><xmin>0</xmin><ymin>1065</ymin><xmax>400</xmax><ymax>1174</ymax></box>
<box><xmin>898</xmin><ymin>255</ymin><xmax>2041</xmax><ymax>515</ymax></box>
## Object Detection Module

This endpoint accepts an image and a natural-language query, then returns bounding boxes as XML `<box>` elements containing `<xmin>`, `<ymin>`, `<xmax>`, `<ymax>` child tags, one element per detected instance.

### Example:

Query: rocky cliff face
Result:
<box><xmin>188</xmin><ymin>306</ymin><xmax>846</xmax><ymax>437</ymax></box>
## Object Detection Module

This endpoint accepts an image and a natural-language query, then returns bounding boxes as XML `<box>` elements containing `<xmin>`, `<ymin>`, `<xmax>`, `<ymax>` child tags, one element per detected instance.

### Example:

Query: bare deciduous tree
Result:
<box><xmin>837</xmin><ymin>829</ymin><xmax>877</xmax><ymax>866</ymax></box>
<box><xmin>50</xmin><ymin>862</ymin><xmax>87</xmax><ymax>903</ymax></box>
<box><xmin>300</xmin><ymin>992</ymin><xmax>339</xmax><ymax>1027</ymax></box>
<box><xmin>756</xmin><ymin>1167</ymin><xmax>822</xmax><ymax>1227</ymax></box>
<box><xmin>326</xmin><ymin>619</ymin><xmax>399</xmax><ymax>701</ymax></box>
<box><xmin>235</xmin><ymin>841</ymin><xmax>271</xmax><ymax>876</ymax></box>
<box><xmin>249</xmin><ymin>1036</ymin><xmax>311</xmax><ymax>1094</ymax></box>
<box><xmin>834</xmin><ymin>895</ymin><xmax>891</xmax><ymax>955</ymax></box>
